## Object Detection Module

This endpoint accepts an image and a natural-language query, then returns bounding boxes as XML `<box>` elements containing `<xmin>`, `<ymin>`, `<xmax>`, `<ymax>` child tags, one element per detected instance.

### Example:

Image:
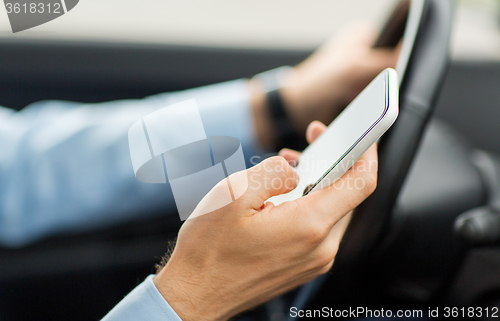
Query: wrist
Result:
<box><xmin>278</xmin><ymin>80</ymin><xmax>305</xmax><ymax>131</ymax></box>
<box><xmin>249</xmin><ymin>66</ymin><xmax>298</xmax><ymax>151</ymax></box>
<box><xmin>279</xmin><ymin>65</ymin><xmax>346</xmax><ymax>133</ymax></box>
<box><xmin>249</xmin><ymin>80</ymin><xmax>278</xmax><ymax>151</ymax></box>
<box><xmin>154</xmin><ymin>264</ymin><xmax>232</xmax><ymax>321</ymax></box>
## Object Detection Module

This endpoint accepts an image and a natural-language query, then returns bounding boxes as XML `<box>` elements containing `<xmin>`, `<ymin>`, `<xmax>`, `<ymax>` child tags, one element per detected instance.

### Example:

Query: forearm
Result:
<box><xmin>0</xmin><ymin>79</ymin><xmax>263</xmax><ymax>246</ymax></box>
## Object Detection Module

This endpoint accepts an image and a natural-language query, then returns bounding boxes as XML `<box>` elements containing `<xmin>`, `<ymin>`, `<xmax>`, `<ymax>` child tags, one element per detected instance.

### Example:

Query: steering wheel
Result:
<box><xmin>306</xmin><ymin>0</ymin><xmax>454</xmax><ymax>308</ymax></box>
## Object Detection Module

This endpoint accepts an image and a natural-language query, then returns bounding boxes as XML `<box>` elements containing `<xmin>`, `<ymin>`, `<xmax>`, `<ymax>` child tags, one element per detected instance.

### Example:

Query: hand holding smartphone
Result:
<box><xmin>269</xmin><ymin>68</ymin><xmax>399</xmax><ymax>205</ymax></box>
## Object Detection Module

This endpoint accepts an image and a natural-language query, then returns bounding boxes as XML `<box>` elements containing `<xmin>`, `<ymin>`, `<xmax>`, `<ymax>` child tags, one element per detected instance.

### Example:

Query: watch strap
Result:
<box><xmin>267</xmin><ymin>89</ymin><xmax>307</xmax><ymax>151</ymax></box>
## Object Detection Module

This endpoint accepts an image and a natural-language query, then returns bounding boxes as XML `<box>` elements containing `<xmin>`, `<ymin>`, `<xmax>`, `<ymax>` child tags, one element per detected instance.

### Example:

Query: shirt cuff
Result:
<box><xmin>102</xmin><ymin>275</ymin><xmax>183</xmax><ymax>321</ymax></box>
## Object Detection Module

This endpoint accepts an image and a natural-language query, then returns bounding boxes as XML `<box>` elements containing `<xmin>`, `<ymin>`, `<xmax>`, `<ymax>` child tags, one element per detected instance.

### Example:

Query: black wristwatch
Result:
<box><xmin>253</xmin><ymin>67</ymin><xmax>307</xmax><ymax>151</ymax></box>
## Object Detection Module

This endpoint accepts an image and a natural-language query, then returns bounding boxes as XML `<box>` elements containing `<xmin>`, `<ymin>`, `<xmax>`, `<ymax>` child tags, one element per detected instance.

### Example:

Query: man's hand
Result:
<box><xmin>154</xmin><ymin>121</ymin><xmax>378</xmax><ymax>321</ymax></box>
<box><xmin>251</xmin><ymin>23</ymin><xmax>400</xmax><ymax>150</ymax></box>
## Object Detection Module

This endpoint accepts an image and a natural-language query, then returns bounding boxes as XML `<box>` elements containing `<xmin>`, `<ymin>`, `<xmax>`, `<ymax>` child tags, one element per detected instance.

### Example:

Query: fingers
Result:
<box><xmin>346</xmin><ymin>22</ymin><xmax>379</xmax><ymax>47</ymax></box>
<box><xmin>369</xmin><ymin>36</ymin><xmax>402</xmax><ymax>70</ymax></box>
<box><xmin>278</xmin><ymin>148</ymin><xmax>301</xmax><ymax>167</ymax></box>
<box><xmin>246</xmin><ymin>156</ymin><xmax>300</xmax><ymax>208</ymax></box>
<box><xmin>394</xmin><ymin>40</ymin><xmax>403</xmax><ymax>59</ymax></box>
<box><xmin>321</xmin><ymin>22</ymin><xmax>378</xmax><ymax>52</ymax></box>
<box><xmin>306</xmin><ymin>121</ymin><xmax>327</xmax><ymax>144</ymax></box>
<box><xmin>369</xmin><ymin>47</ymin><xmax>400</xmax><ymax>70</ymax></box>
<box><xmin>300</xmin><ymin>144</ymin><xmax>378</xmax><ymax>227</ymax></box>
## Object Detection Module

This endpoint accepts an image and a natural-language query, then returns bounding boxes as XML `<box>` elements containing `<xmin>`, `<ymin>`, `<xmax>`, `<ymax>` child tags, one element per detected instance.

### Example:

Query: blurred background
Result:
<box><xmin>1</xmin><ymin>0</ymin><xmax>500</xmax><ymax>320</ymax></box>
<box><xmin>0</xmin><ymin>0</ymin><xmax>499</xmax><ymax>58</ymax></box>
<box><xmin>1</xmin><ymin>0</ymin><xmax>500</xmax><ymax>153</ymax></box>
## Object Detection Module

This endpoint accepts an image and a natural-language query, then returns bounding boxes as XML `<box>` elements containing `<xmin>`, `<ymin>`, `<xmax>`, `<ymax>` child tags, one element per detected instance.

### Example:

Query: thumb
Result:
<box><xmin>246</xmin><ymin>156</ymin><xmax>299</xmax><ymax>207</ymax></box>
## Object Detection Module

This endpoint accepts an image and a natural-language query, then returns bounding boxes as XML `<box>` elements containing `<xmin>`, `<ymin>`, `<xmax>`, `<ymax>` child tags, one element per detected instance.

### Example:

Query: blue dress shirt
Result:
<box><xmin>0</xmin><ymin>79</ymin><xmax>274</xmax><ymax>320</ymax></box>
<box><xmin>0</xmin><ymin>79</ymin><xmax>263</xmax><ymax>247</ymax></box>
<box><xmin>102</xmin><ymin>275</ymin><xmax>183</xmax><ymax>321</ymax></box>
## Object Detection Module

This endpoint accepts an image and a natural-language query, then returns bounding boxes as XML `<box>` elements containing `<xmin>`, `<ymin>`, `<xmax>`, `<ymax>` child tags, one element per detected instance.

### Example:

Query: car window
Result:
<box><xmin>0</xmin><ymin>0</ymin><xmax>499</xmax><ymax>59</ymax></box>
<box><xmin>0</xmin><ymin>0</ymin><xmax>398</xmax><ymax>49</ymax></box>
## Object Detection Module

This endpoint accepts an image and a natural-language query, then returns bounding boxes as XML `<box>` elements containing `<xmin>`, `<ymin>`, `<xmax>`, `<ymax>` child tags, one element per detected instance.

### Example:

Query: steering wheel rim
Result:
<box><xmin>309</xmin><ymin>0</ymin><xmax>454</xmax><ymax>306</ymax></box>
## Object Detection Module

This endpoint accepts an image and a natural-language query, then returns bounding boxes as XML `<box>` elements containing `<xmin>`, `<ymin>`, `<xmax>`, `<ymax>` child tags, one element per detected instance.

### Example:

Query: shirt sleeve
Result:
<box><xmin>101</xmin><ymin>275</ymin><xmax>183</xmax><ymax>321</ymax></box>
<box><xmin>0</xmin><ymin>79</ymin><xmax>264</xmax><ymax>247</ymax></box>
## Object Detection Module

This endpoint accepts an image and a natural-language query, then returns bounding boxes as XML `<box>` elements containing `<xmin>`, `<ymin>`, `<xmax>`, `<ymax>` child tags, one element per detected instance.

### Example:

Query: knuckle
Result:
<box><xmin>315</xmin><ymin>244</ymin><xmax>339</xmax><ymax>268</ymax></box>
<box><xmin>360</xmin><ymin>171</ymin><xmax>377</xmax><ymax>198</ymax></box>
<box><xmin>269</xmin><ymin>156</ymin><xmax>295</xmax><ymax>184</ymax></box>
<box><xmin>316</xmin><ymin>259</ymin><xmax>335</xmax><ymax>276</ymax></box>
<box><xmin>273</xmin><ymin>156</ymin><xmax>293</xmax><ymax>175</ymax></box>
<box><xmin>363</xmin><ymin>172</ymin><xmax>377</xmax><ymax>197</ymax></box>
<box><xmin>304</xmin><ymin>223</ymin><xmax>329</xmax><ymax>246</ymax></box>
<box><xmin>279</xmin><ymin>199</ymin><xmax>299</xmax><ymax>215</ymax></box>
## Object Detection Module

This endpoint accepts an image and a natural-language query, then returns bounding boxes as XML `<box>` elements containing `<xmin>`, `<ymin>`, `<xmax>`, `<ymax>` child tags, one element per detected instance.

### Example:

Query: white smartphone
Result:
<box><xmin>269</xmin><ymin>68</ymin><xmax>399</xmax><ymax>205</ymax></box>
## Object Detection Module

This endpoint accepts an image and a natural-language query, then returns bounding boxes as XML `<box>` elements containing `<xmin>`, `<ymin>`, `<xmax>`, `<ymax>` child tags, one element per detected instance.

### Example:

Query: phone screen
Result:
<box><xmin>269</xmin><ymin>70</ymin><xmax>393</xmax><ymax>206</ymax></box>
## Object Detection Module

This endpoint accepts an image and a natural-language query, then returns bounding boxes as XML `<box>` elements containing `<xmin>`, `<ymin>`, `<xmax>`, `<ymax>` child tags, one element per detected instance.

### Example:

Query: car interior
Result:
<box><xmin>2</xmin><ymin>0</ymin><xmax>500</xmax><ymax>319</ymax></box>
